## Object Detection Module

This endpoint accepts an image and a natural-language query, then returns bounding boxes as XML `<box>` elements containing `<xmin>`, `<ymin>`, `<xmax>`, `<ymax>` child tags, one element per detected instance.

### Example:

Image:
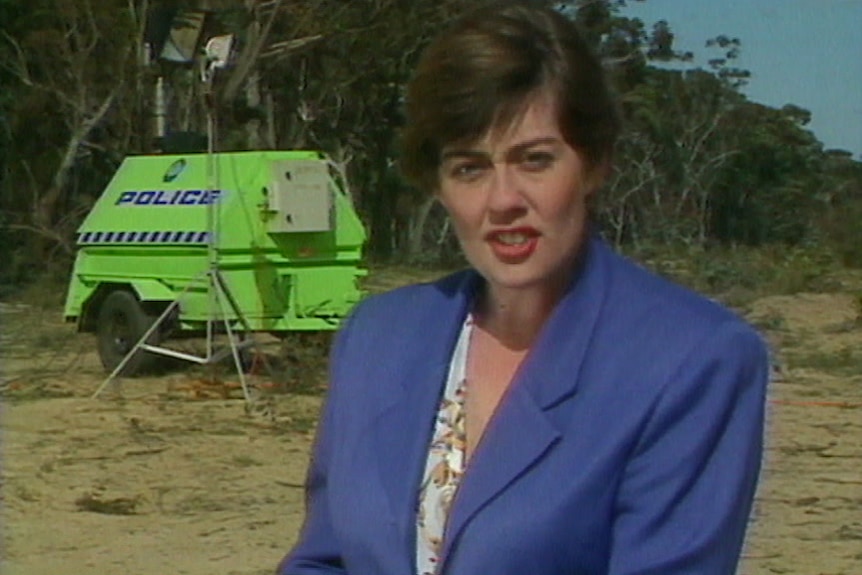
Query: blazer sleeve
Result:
<box><xmin>607</xmin><ymin>322</ymin><xmax>769</xmax><ymax>575</ymax></box>
<box><xmin>276</xmin><ymin>310</ymin><xmax>359</xmax><ymax>575</ymax></box>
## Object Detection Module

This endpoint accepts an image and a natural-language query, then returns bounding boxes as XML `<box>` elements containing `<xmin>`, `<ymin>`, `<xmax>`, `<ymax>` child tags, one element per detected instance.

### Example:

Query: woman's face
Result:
<box><xmin>436</xmin><ymin>90</ymin><xmax>604</xmax><ymax>298</ymax></box>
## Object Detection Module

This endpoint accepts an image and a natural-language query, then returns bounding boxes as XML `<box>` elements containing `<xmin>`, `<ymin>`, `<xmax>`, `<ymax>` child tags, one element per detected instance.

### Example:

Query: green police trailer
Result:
<box><xmin>63</xmin><ymin>150</ymin><xmax>367</xmax><ymax>375</ymax></box>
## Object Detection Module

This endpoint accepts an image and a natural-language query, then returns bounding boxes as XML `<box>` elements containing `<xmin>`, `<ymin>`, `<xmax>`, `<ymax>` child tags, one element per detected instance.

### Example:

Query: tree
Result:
<box><xmin>711</xmin><ymin>101</ymin><xmax>824</xmax><ymax>245</ymax></box>
<box><xmin>1</xmin><ymin>0</ymin><xmax>139</xmax><ymax>267</ymax></box>
<box><xmin>596</xmin><ymin>31</ymin><xmax>755</xmax><ymax>247</ymax></box>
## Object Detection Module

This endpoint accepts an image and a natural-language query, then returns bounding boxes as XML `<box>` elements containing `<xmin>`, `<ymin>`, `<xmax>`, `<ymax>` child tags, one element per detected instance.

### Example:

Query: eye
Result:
<box><xmin>445</xmin><ymin>159</ymin><xmax>488</xmax><ymax>182</ymax></box>
<box><xmin>519</xmin><ymin>151</ymin><xmax>555</xmax><ymax>172</ymax></box>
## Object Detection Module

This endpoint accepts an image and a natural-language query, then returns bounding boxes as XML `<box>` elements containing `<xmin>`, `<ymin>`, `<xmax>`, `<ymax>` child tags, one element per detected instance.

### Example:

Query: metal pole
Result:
<box><xmin>155</xmin><ymin>75</ymin><xmax>166</xmax><ymax>141</ymax></box>
<box><xmin>205</xmin><ymin>80</ymin><xmax>217</xmax><ymax>362</ymax></box>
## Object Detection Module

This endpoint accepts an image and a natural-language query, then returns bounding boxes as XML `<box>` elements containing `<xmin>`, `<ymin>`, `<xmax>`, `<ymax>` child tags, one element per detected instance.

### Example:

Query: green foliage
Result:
<box><xmin>709</xmin><ymin>101</ymin><xmax>826</xmax><ymax>246</ymax></box>
<box><xmin>824</xmin><ymin>199</ymin><xmax>862</xmax><ymax>269</ymax></box>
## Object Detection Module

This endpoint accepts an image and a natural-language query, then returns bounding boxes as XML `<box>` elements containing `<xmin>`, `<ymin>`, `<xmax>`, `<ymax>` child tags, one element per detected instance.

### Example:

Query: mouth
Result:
<box><xmin>485</xmin><ymin>228</ymin><xmax>540</xmax><ymax>261</ymax></box>
<box><xmin>486</xmin><ymin>227</ymin><xmax>539</xmax><ymax>243</ymax></box>
<box><xmin>493</xmin><ymin>231</ymin><xmax>533</xmax><ymax>245</ymax></box>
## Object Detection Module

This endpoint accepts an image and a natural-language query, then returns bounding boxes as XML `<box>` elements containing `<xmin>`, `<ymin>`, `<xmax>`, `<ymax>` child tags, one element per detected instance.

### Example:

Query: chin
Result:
<box><xmin>477</xmin><ymin>262</ymin><xmax>568</xmax><ymax>293</ymax></box>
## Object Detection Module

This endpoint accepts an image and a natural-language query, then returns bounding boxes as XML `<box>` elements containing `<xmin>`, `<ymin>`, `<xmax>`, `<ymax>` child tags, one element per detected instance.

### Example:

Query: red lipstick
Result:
<box><xmin>486</xmin><ymin>227</ymin><xmax>539</xmax><ymax>261</ymax></box>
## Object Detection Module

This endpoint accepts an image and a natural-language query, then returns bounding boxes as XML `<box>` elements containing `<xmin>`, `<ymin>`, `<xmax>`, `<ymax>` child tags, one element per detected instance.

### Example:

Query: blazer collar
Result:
<box><xmin>516</xmin><ymin>232</ymin><xmax>611</xmax><ymax>408</ymax></box>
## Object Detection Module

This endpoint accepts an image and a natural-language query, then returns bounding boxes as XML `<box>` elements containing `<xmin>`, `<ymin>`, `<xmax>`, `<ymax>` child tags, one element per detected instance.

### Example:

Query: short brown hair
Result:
<box><xmin>400</xmin><ymin>1</ymin><xmax>620</xmax><ymax>192</ymax></box>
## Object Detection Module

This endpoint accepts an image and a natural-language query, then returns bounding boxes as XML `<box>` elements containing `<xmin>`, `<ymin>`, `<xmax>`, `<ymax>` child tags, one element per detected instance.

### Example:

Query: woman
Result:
<box><xmin>279</xmin><ymin>3</ymin><xmax>769</xmax><ymax>574</ymax></box>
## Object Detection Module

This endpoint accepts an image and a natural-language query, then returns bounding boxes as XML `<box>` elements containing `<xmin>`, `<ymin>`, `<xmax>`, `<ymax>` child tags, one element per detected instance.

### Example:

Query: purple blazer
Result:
<box><xmin>279</xmin><ymin>235</ymin><xmax>769</xmax><ymax>575</ymax></box>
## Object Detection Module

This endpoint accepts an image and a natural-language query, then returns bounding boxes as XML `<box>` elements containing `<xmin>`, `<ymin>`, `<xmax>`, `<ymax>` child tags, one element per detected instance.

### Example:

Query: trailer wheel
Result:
<box><xmin>96</xmin><ymin>290</ymin><xmax>160</xmax><ymax>376</ymax></box>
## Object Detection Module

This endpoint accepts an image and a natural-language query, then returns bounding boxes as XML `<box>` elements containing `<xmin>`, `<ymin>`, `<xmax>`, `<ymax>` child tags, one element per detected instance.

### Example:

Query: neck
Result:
<box><xmin>474</xmin><ymin>277</ymin><xmax>569</xmax><ymax>351</ymax></box>
<box><xmin>472</xmin><ymin>231</ymin><xmax>589</xmax><ymax>350</ymax></box>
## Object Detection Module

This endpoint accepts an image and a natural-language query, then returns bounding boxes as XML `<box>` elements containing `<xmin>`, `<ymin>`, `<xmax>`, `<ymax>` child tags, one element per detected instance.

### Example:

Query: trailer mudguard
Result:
<box><xmin>130</xmin><ymin>279</ymin><xmax>176</xmax><ymax>302</ymax></box>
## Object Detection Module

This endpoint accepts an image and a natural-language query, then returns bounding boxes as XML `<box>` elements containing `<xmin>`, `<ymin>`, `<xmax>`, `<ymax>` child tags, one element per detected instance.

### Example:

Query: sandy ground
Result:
<box><xmin>1</xmin><ymin>290</ymin><xmax>861</xmax><ymax>575</ymax></box>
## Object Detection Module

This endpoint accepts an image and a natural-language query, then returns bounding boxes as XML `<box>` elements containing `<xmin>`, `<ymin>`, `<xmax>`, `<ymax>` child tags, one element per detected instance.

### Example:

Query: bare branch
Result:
<box><xmin>0</xmin><ymin>30</ymin><xmax>34</xmax><ymax>86</ymax></box>
<box><xmin>83</xmin><ymin>0</ymin><xmax>101</xmax><ymax>54</ymax></box>
<box><xmin>603</xmin><ymin>51</ymin><xmax>640</xmax><ymax>67</ymax></box>
<box><xmin>51</xmin><ymin>88</ymin><xmax>118</xmax><ymax>193</ymax></box>
<box><xmin>221</xmin><ymin>0</ymin><xmax>285</xmax><ymax>104</ymax></box>
<box><xmin>259</xmin><ymin>34</ymin><xmax>323</xmax><ymax>60</ymax></box>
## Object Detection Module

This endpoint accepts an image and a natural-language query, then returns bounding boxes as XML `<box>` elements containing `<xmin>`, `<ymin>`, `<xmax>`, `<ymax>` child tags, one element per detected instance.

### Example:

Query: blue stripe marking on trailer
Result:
<box><xmin>75</xmin><ymin>231</ymin><xmax>211</xmax><ymax>245</ymax></box>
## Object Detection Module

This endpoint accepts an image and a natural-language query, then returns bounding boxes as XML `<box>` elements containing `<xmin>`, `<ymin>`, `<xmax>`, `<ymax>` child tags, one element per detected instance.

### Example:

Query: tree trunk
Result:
<box><xmin>31</xmin><ymin>90</ymin><xmax>117</xmax><ymax>260</ymax></box>
<box><xmin>406</xmin><ymin>195</ymin><xmax>437</xmax><ymax>259</ymax></box>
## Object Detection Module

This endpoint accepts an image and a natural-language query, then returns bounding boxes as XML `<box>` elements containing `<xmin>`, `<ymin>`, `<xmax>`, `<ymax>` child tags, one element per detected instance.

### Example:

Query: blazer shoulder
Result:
<box><xmin>581</xmin><ymin>241</ymin><xmax>769</xmax><ymax>414</ymax></box>
<box><xmin>597</xmin><ymin>244</ymin><xmax>765</xmax><ymax>357</ymax></box>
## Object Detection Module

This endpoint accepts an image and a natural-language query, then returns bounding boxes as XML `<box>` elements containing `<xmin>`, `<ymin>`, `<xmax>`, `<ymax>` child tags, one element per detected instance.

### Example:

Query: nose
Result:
<box><xmin>486</xmin><ymin>163</ymin><xmax>526</xmax><ymax>214</ymax></box>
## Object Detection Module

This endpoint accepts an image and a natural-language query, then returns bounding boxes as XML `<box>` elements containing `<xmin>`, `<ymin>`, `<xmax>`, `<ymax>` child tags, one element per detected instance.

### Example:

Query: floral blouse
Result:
<box><xmin>415</xmin><ymin>315</ymin><xmax>473</xmax><ymax>575</ymax></box>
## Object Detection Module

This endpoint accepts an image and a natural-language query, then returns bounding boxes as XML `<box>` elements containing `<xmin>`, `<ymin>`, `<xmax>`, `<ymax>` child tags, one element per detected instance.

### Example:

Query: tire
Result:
<box><xmin>96</xmin><ymin>290</ymin><xmax>160</xmax><ymax>376</ymax></box>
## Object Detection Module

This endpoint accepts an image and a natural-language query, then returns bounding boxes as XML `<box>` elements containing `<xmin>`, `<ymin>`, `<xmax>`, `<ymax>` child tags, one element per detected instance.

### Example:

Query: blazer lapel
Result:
<box><xmin>440</xmin><ymin>234</ymin><xmax>612</xmax><ymax>562</ymax></box>
<box><xmin>520</xmin><ymin>233</ymin><xmax>612</xmax><ymax>410</ymax></box>
<box><xmin>369</xmin><ymin>272</ymin><xmax>479</xmax><ymax>548</ymax></box>
<box><xmin>440</xmin><ymin>381</ymin><xmax>561</xmax><ymax>561</ymax></box>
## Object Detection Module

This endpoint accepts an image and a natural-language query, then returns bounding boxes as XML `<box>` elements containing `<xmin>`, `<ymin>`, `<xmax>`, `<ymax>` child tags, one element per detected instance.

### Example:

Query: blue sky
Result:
<box><xmin>623</xmin><ymin>0</ymin><xmax>862</xmax><ymax>157</ymax></box>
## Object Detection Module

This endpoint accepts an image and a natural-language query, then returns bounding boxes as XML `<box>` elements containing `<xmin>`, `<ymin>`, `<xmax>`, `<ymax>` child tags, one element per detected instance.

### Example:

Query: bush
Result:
<box><xmin>822</xmin><ymin>199</ymin><xmax>862</xmax><ymax>268</ymax></box>
<box><xmin>628</xmin><ymin>240</ymin><xmax>843</xmax><ymax>307</ymax></box>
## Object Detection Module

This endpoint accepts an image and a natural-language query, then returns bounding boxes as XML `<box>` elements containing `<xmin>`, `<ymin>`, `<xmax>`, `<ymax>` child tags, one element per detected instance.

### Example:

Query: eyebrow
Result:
<box><xmin>440</xmin><ymin>137</ymin><xmax>561</xmax><ymax>161</ymax></box>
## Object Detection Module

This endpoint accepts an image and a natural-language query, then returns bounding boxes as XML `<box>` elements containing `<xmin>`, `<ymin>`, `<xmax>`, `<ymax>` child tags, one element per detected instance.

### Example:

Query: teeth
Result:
<box><xmin>495</xmin><ymin>232</ymin><xmax>529</xmax><ymax>245</ymax></box>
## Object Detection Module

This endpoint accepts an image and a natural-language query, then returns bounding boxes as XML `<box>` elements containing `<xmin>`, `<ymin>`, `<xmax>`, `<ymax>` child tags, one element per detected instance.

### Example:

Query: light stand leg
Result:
<box><xmin>213</xmin><ymin>268</ymin><xmax>279</xmax><ymax>385</ymax></box>
<box><xmin>211</xmin><ymin>270</ymin><xmax>252</xmax><ymax>403</ymax></box>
